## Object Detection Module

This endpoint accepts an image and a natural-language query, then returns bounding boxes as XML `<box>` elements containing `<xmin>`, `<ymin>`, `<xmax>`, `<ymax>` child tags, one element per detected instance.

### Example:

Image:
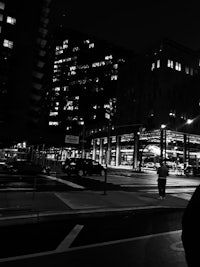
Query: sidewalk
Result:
<box><xmin>0</xmin><ymin>186</ymin><xmax>189</xmax><ymax>226</ymax></box>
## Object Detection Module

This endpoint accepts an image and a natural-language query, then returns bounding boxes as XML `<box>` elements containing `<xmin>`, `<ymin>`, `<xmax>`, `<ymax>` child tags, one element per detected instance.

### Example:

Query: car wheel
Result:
<box><xmin>100</xmin><ymin>169</ymin><xmax>105</xmax><ymax>176</ymax></box>
<box><xmin>78</xmin><ymin>169</ymin><xmax>84</xmax><ymax>177</ymax></box>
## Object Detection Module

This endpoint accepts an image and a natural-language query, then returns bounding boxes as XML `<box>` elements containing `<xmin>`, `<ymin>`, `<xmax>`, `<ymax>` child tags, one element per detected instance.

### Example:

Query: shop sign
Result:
<box><xmin>65</xmin><ymin>135</ymin><xmax>79</xmax><ymax>144</ymax></box>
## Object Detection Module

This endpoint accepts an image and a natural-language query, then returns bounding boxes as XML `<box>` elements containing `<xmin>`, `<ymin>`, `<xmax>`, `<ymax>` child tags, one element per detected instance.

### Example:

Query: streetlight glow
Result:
<box><xmin>186</xmin><ymin>119</ymin><xmax>193</xmax><ymax>125</ymax></box>
<box><xmin>161</xmin><ymin>124</ymin><xmax>166</xmax><ymax>129</ymax></box>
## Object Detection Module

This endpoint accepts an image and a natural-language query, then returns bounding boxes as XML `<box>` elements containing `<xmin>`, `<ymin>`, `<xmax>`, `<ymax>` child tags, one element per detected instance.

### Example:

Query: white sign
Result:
<box><xmin>65</xmin><ymin>135</ymin><xmax>79</xmax><ymax>144</ymax></box>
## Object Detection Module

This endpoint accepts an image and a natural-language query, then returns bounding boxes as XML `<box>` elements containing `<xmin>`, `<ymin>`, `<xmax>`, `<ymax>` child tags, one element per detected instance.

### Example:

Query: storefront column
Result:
<box><xmin>116</xmin><ymin>135</ymin><xmax>121</xmax><ymax>166</ymax></box>
<box><xmin>160</xmin><ymin>129</ymin><xmax>164</xmax><ymax>162</ymax></box>
<box><xmin>92</xmin><ymin>139</ymin><xmax>96</xmax><ymax>161</ymax></box>
<box><xmin>133</xmin><ymin>132</ymin><xmax>139</xmax><ymax>170</ymax></box>
<box><xmin>99</xmin><ymin>138</ymin><xmax>103</xmax><ymax>164</ymax></box>
<box><xmin>183</xmin><ymin>133</ymin><xmax>187</xmax><ymax>168</ymax></box>
<box><xmin>187</xmin><ymin>135</ymin><xmax>190</xmax><ymax>165</ymax></box>
<box><xmin>106</xmin><ymin>136</ymin><xmax>111</xmax><ymax>166</ymax></box>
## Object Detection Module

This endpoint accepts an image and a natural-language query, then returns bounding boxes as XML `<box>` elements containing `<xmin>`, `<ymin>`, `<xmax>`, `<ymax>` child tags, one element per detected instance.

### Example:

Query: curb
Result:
<box><xmin>0</xmin><ymin>205</ymin><xmax>185</xmax><ymax>227</ymax></box>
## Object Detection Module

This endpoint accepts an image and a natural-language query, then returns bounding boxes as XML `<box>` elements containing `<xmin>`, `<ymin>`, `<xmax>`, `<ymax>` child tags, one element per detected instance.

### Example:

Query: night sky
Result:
<box><xmin>51</xmin><ymin>1</ymin><xmax>200</xmax><ymax>53</ymax></box>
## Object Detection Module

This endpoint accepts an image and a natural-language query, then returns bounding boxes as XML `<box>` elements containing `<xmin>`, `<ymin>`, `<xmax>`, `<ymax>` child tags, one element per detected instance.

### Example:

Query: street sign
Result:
<box><xmin>65</xmin><ymin>135</ymin><xmax>79</xmax><ymax>144</ymax></box>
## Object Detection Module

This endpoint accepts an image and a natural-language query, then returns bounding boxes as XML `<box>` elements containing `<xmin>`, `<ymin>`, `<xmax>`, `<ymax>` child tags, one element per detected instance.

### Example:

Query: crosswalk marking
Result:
<box><xmin>40</xmin><ymin>174</ymin><xmax>85</xmax><ymax>189</ymax></box>
<box><xmin>55</xmin><ymin>224</ymin><xmax>84</xmax><ymax>251</ymax></box>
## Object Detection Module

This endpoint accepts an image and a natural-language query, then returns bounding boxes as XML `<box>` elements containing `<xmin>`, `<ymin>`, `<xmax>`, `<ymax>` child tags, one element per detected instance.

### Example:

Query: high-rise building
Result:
<box><xmin>44</xmin><ymin>27</ymin><xmax>133</xmax><ymax>150</ymax></box>
<box><xmin>117</xmin><ymin>38</ymin><xmax>200</xmax><ymax>133</ymax></box>
<box><xmin>0</xmin><ymin>0</ymin><xmax>52</xmax><ymax>147</ymax></box>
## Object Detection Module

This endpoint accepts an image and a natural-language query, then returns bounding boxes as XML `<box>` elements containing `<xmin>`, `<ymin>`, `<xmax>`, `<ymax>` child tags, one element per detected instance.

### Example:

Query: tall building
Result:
<box><xmin>106</xmin><ymin>38</ymin><xmax>200</xmax><ymax>168</ymax></box>
<box><xmin>0</xmin><ymin>0</ymin><xmax>52</xmax><ymax>147</ymax></box>
<box><xmin>117</xmin><ymin>38</ymin><xmax>200</xmax><ymax>133</ymax></box>
<box><xmin>44</xmin><ymin>27</ymin><xmax>133</xmax><ymax>154</ymax></box>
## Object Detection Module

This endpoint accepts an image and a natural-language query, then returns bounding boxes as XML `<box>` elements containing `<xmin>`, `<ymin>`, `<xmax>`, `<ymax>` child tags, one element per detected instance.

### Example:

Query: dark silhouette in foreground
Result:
<box><xmin>182</xmin><ymin>184</ymin><xmax>200</xmax><ymax>267</ymax></box>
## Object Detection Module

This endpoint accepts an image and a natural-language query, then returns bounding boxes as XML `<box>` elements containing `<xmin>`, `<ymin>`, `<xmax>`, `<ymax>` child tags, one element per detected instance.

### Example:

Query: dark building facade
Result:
<box><xmin>0</xmin><ymin>0</ymin><xmax>52</xmax><ymax>147</ymax></box>
<box><xmin>44</xmin><ymin>27</ymin><xmax>133</xmax><ymax>155</ymax></box>
<box><xmin>90</xmin><ymin>39</ymin><xmax>200</xmax><ymax>168</ymax></box>
<box><xmin>117</xmin><ymin>39</ymin><xmax>200</xmax><ymax>133</ymax></box>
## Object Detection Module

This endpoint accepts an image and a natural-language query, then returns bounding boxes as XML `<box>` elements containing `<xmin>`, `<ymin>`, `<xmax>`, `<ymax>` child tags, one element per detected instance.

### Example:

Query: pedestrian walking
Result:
<box><xmin>157</xmin><ymin>162</ymin><xmax>169</xmax><ymax>199</ymax></box>
<box><xmin>182</xmin><ymin>184</ymin><xmax>200</xmax><ymax>267</ymax></box>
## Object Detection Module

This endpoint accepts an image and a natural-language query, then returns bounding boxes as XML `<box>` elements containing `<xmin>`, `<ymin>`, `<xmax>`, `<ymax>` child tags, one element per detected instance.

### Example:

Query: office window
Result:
<box><xmin>49</xmin><ymin>121</ymin><xmax>59</xmax><ymax>126</ymax></box>
<box><xmin>175</xmin><ymin>62</ymin><xmax>181</xmax><ymax>71</ymax></box>
<box><xmin>185</xmin><ymin>67</ymin><xmax>189</xmax><ymax>74</ymax></box>
<box><xmin>190</xmin><ymin>68</ymin><xmax>194</xmax><ymax>76</ymax></box>
<box><xmin>3</xmin><ymin>39</ymin><xmax>13</xmax><ymax>48</ymax></box>
<box><xmin>7</xmin><ymin>16</ymin><xmax>16</xmax><ymax>25</ymax></box>
<box><xmin>167</xmin><ymin>59</ymin><xmax>173</xmax><ymax>68</ymax></box>
<box><xmin>151</xmin><ymin>62</ymin><xmax>155</xmax><ymax>71</ymax></box>
<box><xmin>0</xmin><ymin>2</ymin><xmax>5</xmax><ymax>10</ymax></box>
<box><xmin>0</xmin><ymin>14</ymin><xmax>3</xmax><ymax>21</ymax></box>
<box><xmin>89</xmin><ymin>43</ymin><xmax>94</xmax><ymax>48</ymax></box>
<box><xmin>157</xmin><ymin>59</ymin><xmax>160</xmax><ymax>68</ymax></box>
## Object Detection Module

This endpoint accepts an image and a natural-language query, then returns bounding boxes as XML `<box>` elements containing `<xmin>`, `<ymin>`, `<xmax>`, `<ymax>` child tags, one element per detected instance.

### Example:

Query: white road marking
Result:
<box><xmin>40</xmin><ymin>175</ymin><xmax>85</xmax><ymax>189</ymax></box>
<box><xmin>55</xmin><ymin>224</ymin><xmax>84</xmax><ymax>252</ymax></box>
<box><xmin>171</xmin><ymin>193</ymin><xmax>192</xmax><ymax>201</ymax></box>
<box><xmin>0</xmin><ymin>229</ymin><xmax>183</xmax><ymax>263</ymax></box>
<box><xmin>55</xmin><ymin>229</ymin><xmax>183</xmax><ymax>252</ymax></box>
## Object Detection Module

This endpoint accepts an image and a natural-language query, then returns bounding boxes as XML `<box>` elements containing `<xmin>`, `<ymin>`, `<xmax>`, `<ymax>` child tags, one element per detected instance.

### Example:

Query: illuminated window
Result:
<box><xmin>92</xmin><ymin>61</ymin><xmax>106</xmax><ymax>67</ymax></box>
<box><xmin>185</xmin><ymin>67</ymin><xmax>189</xmax><ymax>74</ymax></box>
<box><xmin>49</xmin><ymin>121</ymin><xmax>59</xmax><ymax>126</ymax></box>
<box><xmin>111</xmin><ymin>75</ymin><xmax>117</xmax><ymax>80</ymax></box>
<box><xmin>73</xmin><ymin>47</ymin><xmax>80</xmax><ymax>52</ymax></box>
<box><xmin>55</xmin><ymin>49</ymin><xmax>63</xmax><ymax>55</ymax></box>
<box><xmin>105</xmin><ymin>55</ymin><xmax>113</xmax><ymax>60</ymax></box>
<box><xmin>63</xmin><ymin>39</ymin><xmax>68</xmax><ymax>49</ymax></box>
<box><xmin>3</xmin><ymin>39</ymin><xmax>13</xmax><ymax>48</ymax></box>
<box><xmin>190</xmin><ymin>68</ymin><xmax>194</xmax><ymax>75</ymax></box>
<box><xmin>169</xmin><ymin>111</ymin><xmax>175</xmax><ymax>117</ymax></box>
<box><xmin>0</xmin><ymin>2</ymin><xmax>5</xmax><ymax>9</ymax></box>
<box><xmin>0</xmin><ymin>14</ymin><xmax>3</xmax><ymax>21</ymax></box>
<box><xmin>7</xmin><ymin>16</ymin><xmax>16</xmax><ymax>25</ymax></box>
<box><xmin>84</xmin><ymin>39</ymin><xmax>90</xmax><ymax>44</ymax></box>
<box><xmin>151</xmin><ymin>62</ymin><xmax>155</xmax><ymax>71</ymax></box>
<box><xmin>89</xmin><ymin>43</ymin><xmax>94</xmax><ymax>48</ymax></box>
<box><xmin>167</xmin><ymin>59</ymin><xmax>173</xmax><ymax>68</ymax></box>
<box><xmin>157</xmin><ymin>59</ymin><xmax>160</xmax><ymax>68</ymax></box>
<box><xmin>70</xmin><ymin>71</ymin><xmax>76</xmax><ymax>75</ymax></box>
<box><xmin>175</xmin><ymin>62</ymin><xmax>181</xmax><ymax>71</ymax></box>
<box><xmin>70</xmin><ymin>66</ymin><xmax>76</xmax><ymax>71</ymax></box>
<box><xmin>49</xmin><ymin>111</ymin><xmax>58</xmax><ymax>116</ymax></box>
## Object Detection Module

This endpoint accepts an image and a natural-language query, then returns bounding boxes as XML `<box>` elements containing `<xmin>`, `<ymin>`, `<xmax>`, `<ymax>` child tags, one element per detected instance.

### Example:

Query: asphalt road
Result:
<box><xmin>0</xmin><ymin>208</ymin><xmax>184</xmax><ymax>259</ymax></box>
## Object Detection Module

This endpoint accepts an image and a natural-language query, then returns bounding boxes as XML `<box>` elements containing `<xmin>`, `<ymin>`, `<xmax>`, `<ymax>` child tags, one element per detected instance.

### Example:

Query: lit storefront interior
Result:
<box><xmin>91</xmin><ymin>129</ymin><xmax>200</xmax><ymax>170</ymax></box>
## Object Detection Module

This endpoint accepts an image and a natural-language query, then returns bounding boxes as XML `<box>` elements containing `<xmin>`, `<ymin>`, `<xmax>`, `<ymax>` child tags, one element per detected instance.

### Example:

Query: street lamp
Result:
<box><xmin>160</xmin><ymin>124</ymin><xmax>166</xmax><ymax>163</ymax></box>
<box><xmin>79</xmin><ymin>119</ymin><xmax>85</xmax><ymax>159</ymax></box>
<box><xmin>186</xmin><ymin>119</ymin><xmax>193</xmax><ymax>125</ymax></box>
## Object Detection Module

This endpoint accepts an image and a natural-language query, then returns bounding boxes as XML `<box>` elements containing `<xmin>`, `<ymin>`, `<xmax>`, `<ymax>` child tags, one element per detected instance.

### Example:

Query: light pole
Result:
<box><xmin>184</xmin><ymin>118</ymin><xmax>194</xmax><ymax>168</ymax></box>
<box><xmin>79</xmin><ymin>119</ymin><xmax>85</xmax><ymax>158</ymax></box>
<box><xmin>160</xmin><ymin>124</ymin><xmax>166</xmax><ymax>163</ymax></box>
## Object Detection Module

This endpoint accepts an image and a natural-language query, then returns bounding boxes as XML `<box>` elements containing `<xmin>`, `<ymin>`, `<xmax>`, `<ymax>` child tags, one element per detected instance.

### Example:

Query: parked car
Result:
<box><xmin>62</xmin><ymin>158</ymin><xmax>106</xmax><ymax>176</ymax></box>
<box><xmin>184</xmin><ymin>166</ymin><xmax>200</xmax><ymax>177</ymax></box>
<box><xmin>3</xmin><ymin>160</ymin><xmax>44</xmax><ymax>175</ymax></box>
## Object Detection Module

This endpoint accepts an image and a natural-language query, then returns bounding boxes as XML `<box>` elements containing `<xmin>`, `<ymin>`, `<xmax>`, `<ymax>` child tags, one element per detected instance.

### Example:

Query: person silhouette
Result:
<box><xmin>157</xmin><ymin>161</ymin><xmax>169</xmax><ymax>199</ymax></box>
<box><xmin>182</xmin><ymin>184</ymin><xmax>200</xmax><ymax>266</ymax></box>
